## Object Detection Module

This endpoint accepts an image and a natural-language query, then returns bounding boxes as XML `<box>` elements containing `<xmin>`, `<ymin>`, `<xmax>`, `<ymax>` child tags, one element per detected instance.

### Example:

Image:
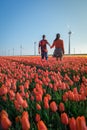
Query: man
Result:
<box><xmin>38</xmin><ymin>35</ymin><xmax>50</xmax><ymax>60</ymax></box>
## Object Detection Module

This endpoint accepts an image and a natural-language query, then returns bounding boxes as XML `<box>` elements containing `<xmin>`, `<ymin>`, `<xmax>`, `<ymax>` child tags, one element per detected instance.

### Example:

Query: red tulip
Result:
<box><xmin>61</xmin><ymin>112</ymin><xmax>69</xmax><ymax>125</ymax></box>
<box><xmin>69</xmin><ymin>117</ymin><xmax>76</xmax><ymax>130</ymax></box>
<box><xmin>59</xmin><ymin>102</ymin><xmax>65</xmax><ymax>112</ymax></box>
<box><xmin>35</xmin><ymin>113</ymin><xmax>41</xmax><ymax>122</ymax></box>
<box><xmin>0</xmin><ymin>110</ymin><xmax>12</xmax><ymax>130</ymax></box>
<box><xmin>36</xmin><ymin>103</ymin><xmax>41</xmax><ymax>110</ymax></box>
<box><xmin>21</xmin><ymin>111</ymin><xmax>30</xmax><ymax>130</ymax></box>
<box><xmin>50</xmin><ymin>101</ymin><xmax>58</xmax><ymax>112</ymax></box>
<box><xmin>37</xmin><ymin>120</ymin><xmax>48</xmax><ymax>130</ymax></box>
<box><xmin>76</xmin><ymin>116</ymin><xmax>87</xmax><ymax>130</ymax></box>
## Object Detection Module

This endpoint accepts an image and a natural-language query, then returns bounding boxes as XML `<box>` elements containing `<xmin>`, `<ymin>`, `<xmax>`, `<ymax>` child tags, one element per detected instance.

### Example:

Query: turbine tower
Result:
<box><xmin>68</xmin><ymin>30</ymin><xmax>72</xmax><ymax>54</ymax></box>
<box><xmin>20</xmin><ymin>45</ymin><xmax>22</xmax><ymax>56</ymax></box>
<box><xmin>34</xmin><ymin>42</ymin><xmax>36</xmax><ymax>55</ymax></box>
<box><xmin>13</xmin><ymin>48</ymin><xmax>14</xmax><ymax>56</ymax></box>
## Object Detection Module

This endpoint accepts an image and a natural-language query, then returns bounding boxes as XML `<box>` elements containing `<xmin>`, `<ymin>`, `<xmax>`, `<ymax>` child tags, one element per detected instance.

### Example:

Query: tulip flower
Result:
<box><xmin>61</xmin><ymin>112</ymin><xmax>69</xmax><ymax>125</ymax></box>
<box><xmin>50</xmin><ymin>101</ymin><xmax>58</xmax><ymax>112</ymax></box>
<box><xmin>37</xmin><ymin>120</ymin><xmax>48</xmax><ymax>130</ymax></box>
<box><xmin>21</xmin><ymin>111</ymin><xmax>30</xmax><ymax>130</ymax></box>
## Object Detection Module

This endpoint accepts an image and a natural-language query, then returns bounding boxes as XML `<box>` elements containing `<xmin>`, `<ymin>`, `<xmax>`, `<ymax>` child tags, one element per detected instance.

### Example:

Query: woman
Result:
<box><xmin>50</xmin><ymin>33</ymin><xmax>65</xmax><ymax>61</ymax></box>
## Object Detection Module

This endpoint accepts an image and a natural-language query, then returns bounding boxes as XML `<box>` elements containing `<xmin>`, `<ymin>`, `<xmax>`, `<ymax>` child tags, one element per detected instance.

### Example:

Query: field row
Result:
<box><xmin>0</xmin><ymin>56</ymin><xmax>87</xmax><ymax>130</ymax></box>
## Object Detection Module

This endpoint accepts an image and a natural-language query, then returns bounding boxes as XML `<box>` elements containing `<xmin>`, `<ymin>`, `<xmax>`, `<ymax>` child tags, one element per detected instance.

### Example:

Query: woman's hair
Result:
<box><xmin>54</xmin><ymin>33</ymin><xmax>60</xmax><ymax>41</ymax></box>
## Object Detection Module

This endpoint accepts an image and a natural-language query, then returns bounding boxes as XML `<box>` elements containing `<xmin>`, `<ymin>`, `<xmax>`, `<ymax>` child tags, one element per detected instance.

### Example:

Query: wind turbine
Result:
<box><xmin>67</xmin><ymin>25</ymin><xmax>74</xmax><ymax>54</ymax></box>
<box><xmin>68</xmin><ymin>30</ymin><xmax>72</xmax><ymax>54</ymax></box>
<box><xmin>20</xmin><ymin>45</ymin><xmax>23</xmax><ymax>56</ymax></box>
<box><xmin>34</xmin><ymin>42</ymin><xmax>36</xmax><ymax>55</ymax></box>
<box><xmin>13</xmin><ymin>48</ymin><xmax>14</xmax><ymax>56</ymax></box>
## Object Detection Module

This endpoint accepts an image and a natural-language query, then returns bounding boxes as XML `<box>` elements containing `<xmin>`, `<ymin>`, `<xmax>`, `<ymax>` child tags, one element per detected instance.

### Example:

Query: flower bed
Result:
<box><xmin>0</xmin><ymin>56</ymin><xmax>87</xmax><ymax>130</ymax></box>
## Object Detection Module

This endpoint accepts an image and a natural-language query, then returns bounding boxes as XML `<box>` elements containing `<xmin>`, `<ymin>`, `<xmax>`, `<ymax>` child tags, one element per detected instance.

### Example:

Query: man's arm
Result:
<box><xmin>46</xmin><ymin>40</ymin><xmax>50</xmax><ymax>47</ymax></box>
<box><xmin>47</xmin><ymin>42</ymin><xmax>51</xmax><ymax>47</ymax></box>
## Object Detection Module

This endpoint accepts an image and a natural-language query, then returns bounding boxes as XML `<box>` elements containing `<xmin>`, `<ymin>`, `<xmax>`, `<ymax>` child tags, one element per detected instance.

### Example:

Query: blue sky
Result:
<box><xmin>0</xmin><ymin>0</ymin><xmax>87</xmax><ymax>56</ymax></box>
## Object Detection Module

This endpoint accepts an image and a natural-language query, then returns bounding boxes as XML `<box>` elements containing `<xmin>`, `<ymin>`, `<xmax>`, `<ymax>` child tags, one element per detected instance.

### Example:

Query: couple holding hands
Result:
<box><xmin>38</xmin><ymin>34</ymin><xmax>65</xmax><ymax>61</ymax></box>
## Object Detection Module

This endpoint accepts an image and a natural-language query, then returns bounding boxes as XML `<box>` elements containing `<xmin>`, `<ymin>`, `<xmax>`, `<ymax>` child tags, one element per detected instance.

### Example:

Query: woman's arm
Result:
<box><xmin>62</xmin><ymin>40</ymin><xmax>65</xmax><ymax>54</ymax></box>
<box><xmin>50</xmin><ymin>41</ymin><xmax>55</xmax><ymax>48</ymax></box>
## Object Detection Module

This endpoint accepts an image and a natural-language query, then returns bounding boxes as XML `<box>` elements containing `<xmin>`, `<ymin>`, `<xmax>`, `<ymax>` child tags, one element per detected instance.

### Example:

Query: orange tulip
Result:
<box><xmin>22</xmin><ymin>100</ymin><xmax>28</xmax><ymax>108</ymax></box>
<box><xmin>9</xmin><ymin>90</ymin><xmax>15</xmax><ymax>101</ymax></box>
<box><xmin>80</xmin><ymin>116</ymin><xmax>87</xmax><ymax>130</ymax></box>
<box><xmin>44</xmin><ymin>96</ymin><xmax>49</xmax><ymax>109</ymax></box>
<box><xmin>35</xmin><ymin>113</ymin><xmax>41</xmax><ymax>122</ymax></box>
<box><xmin>37</xmin><ymin>120</ymin><xmax>48</xmax><ymax>130</ymax></box>
<box><xmin>36</xmin><ymin>94</ymin><xmax>42</xmax><ymax>102</ymax></box>
<box><xmin>59</xmin><ymin>102</ymin><xmax>65</xmax><ymax>112</ymax></box>
<box><xmin>14</xmin><ymin>100</ymin><xmax>21</xmax><ymax>110</ymax></box>
<box><xmin>21</xmin><ymin>111</ymin><xmax>30</xmax><ymax>130</ymax></box>
<box><xmin>61</xmin><ymin>112</ymin><xmax>69</xmax><ymax>125</ymax></box>
<box><xmin>49</xmin><ymin>83</ymin><xmax>53</xmax><ymax>88</ymax></box>
<box><xmin>44</xmin><ymin>102</ymin><xmax>49</xmax><ymax>109</ymax></box>
<box><xmin>62</xmin><ymin>92</ymin><xmax>68</xmax><ymax>102</ymax></box>
<box><xmin>0</xmin><ymin>110</ymin><xmax>8</xmax><ymax>117</ymax></box>
<box><xmin>25</xmin><ymin>92</ymin><xmax>29</xmax><ymax>98</ymax></box>
<box><xmin>0</xmin><ymin>85</ymin><xmax>8</xmax><ymax>96</ymax></box>
<box><xmin>1</xmin><ymin>114</ymin><xmax>12</xmax><ymax>130</ymax></box>
<box><xmin>69</xmin><ymin>117</ymin><xmax>76</xmax><ymax>130</ymax></box>
<box><xmin>74</xmin><ymin>94</ymin><xmax>79</xmax><ymax>101</ymax></box>
<box><xmin>76</xmin><ymin>116</ymin><xmax>82</xmax><ymax>130</ymax></box>
<box><xmin>50</xmin><ymin>101</ymin><xmax>57</xmax><ymax>112</ymax></box>
<box><xmin>68</xmin><ymin>91</ymin><xmax>74</xmax><ymax>101</ymax></box>
<box><xmin>16</xmin><ymin>92</ymin><xmax>24</xmax><ymax>105</ymax></box>
<box><xmin>36</xmin><ymin>103</ymin><xmax>41</xmax><ymax>110</ymax></box>
<box><xmin>30</xmin><ymin>95</ymin><xmax>34</xmax><ymax>101</ymax></box>
<box><xmin>44</xmin><ymin>96</ymin><xmax>48</xmax><ymax>103</ymax></box>
<box><xmin>46</xmin><ymin>94</ymin><xmax>51</xmax><ymax>101</ymax></box>
<box><xmin>76</xmin><ymin>116</ymin><xmax>87</xmax><ymax>130</ymax></box>
<box><xmin>24</xmin><ymin>81</ymin><xmax>29</xmax><ymax>89</ymax></box>
<box><xmin>85</xmin><ymin>87</ymin><xmax>87</xmax><ymax>96</ymax></box>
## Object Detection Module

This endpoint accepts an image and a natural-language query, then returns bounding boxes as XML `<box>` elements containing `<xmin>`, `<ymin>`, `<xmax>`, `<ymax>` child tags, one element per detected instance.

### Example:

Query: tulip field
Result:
<box><xmin>0</xmin><ymin>55</ymin><xmax>87</xmax><ymax>130</ymax></box>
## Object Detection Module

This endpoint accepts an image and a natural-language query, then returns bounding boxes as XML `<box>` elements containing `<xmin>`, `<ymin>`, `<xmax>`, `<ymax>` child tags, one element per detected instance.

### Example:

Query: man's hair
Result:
<box><xmin>42</xmin><ymin>35</ymin><xmax>45</xmax><ymax>39</ymax></box>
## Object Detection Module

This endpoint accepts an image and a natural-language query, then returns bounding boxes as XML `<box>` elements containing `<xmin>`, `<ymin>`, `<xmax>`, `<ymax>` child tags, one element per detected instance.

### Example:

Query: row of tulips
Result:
<box><xmin>0</xmin><ymin>56</ymin><xmax>87</xmax><ymax>129</ymax></box>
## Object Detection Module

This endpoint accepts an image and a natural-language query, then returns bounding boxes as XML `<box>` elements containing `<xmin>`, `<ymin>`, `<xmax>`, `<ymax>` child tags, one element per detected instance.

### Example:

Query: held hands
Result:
<box><xmin>50</xmin><ymin>46</ymin><xmax>52</xmax><ymax>49</ymax></box>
